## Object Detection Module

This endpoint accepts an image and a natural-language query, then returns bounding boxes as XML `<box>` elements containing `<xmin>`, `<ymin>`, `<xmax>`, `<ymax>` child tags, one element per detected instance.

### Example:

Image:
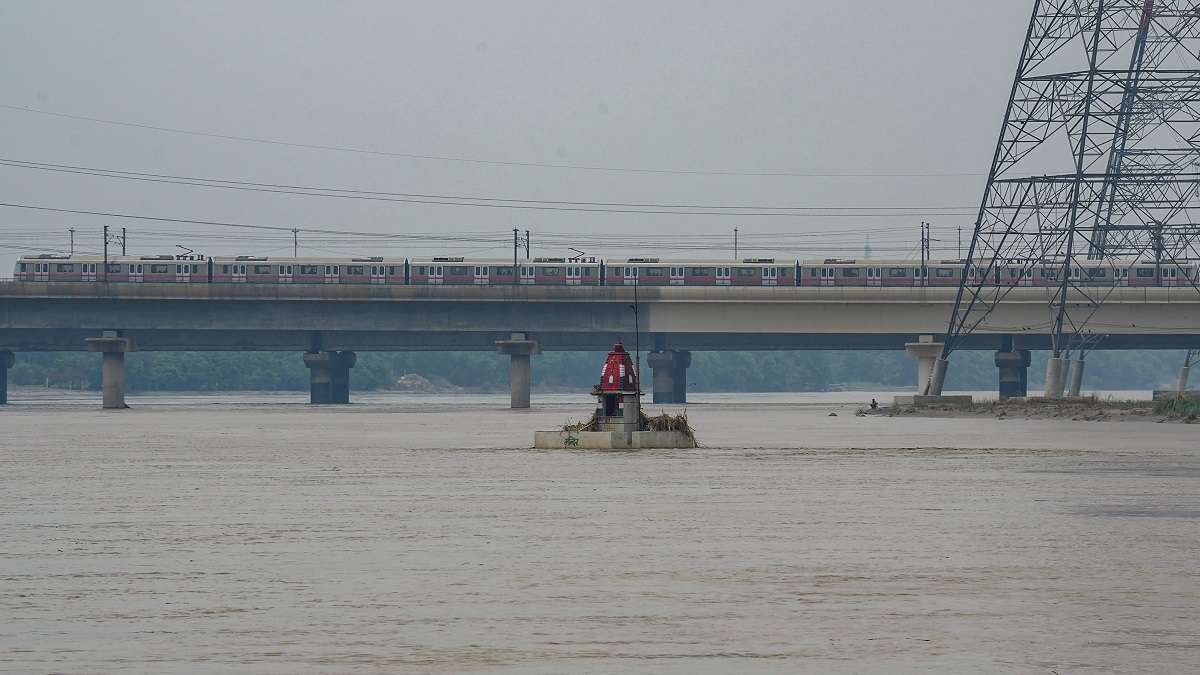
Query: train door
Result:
<box><xmin>474</xmin><ymin>265</ymin><xmax>490</xmax><ymax>285</ymax></box>
<box><xmin>1117</xmin><ymin>268</ymin><xmax>1129</xmax><ymax>287</ymax></box>
<box><xmin>760</xmin><ymin>267</ymin><xmax>777</xmax><ymax>286</ymax></box>
<box><xmin>565</xmin><ymin>266</ymin><xmax>581</xmax><ymax>286</ymax></box>
<box><xmin>131</xmin><ymin>263</ymin><xmax>145</xmax><ymax>283</ymax></box>
<box><xmin>866</xmin><ymin>267</ymin><xmax>881</xmax><ymax>287</ymax></box>
<box><xmin>82</xmin><ymin>263</ymin><xmax>97</xmax><ymax>282</ymax></box>
<box><xmin>669</xmin><ymin>266</ymin><xmax>685</xmax><ymax>286</ymax></box>
<box><xmin>716</xmin><ymin>267</ymin><xmax>731</xmax><ymax>286</ymax></box>
<box><xmin>371</xmin><ymin>265</ymin><xmax>386</xmax><ymax>284</ymax></box>
<box><xmin>820</xmin><ymin>267</ymin><xmax>835</xmax><ymax>287</ymax></box>
<box><xmin>623</xmin><ymin>265</ymin><xmax>639</xmax><ymax>285</ymax></box>
<box><xmin>519</xmin><ymin>265</ymin><xmax>534</xmax><ymax>285</ymax></box>
<box><xmin>232</xmin><ymin>264</ymin><xmax>246</xmax><ymax>283</ymax></box>
<box><xmin>280</xmin><ymin>264</ymin><xmax>294</xmax><ymax>283</ymax></box>
<box><xmin>324</xmin><ymin>264</ymin><xmax>340</xmax><ymax>284</ymax></box>
<box><xmin>175</xmin><ymin>263</ymin><xmax>191</xmax><ymax>283</ymax></box>
<box><xmin>1165</xmin><ymin>266</ymin><xmax>1179</xmax><ymax>286</ymax></box>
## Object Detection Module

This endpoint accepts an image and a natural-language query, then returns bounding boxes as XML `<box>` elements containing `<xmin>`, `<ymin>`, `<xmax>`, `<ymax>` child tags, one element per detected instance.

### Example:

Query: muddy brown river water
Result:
<box><xmin>1</xmin><ymin>395</ymin><xmax>1197</xmax><ymax>673</ymax></box>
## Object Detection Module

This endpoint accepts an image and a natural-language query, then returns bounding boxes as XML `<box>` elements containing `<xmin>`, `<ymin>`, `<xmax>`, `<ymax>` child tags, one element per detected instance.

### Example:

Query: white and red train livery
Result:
<box><xmin>13</xmin><ymin>254</ymin><xmax>1198</xmax><ymax>288</ymax></box>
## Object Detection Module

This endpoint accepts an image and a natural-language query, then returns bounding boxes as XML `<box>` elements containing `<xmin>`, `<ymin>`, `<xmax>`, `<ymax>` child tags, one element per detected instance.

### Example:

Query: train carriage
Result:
<box><xmin>408</xmin><ymin>257</ymin><xmax>599</xmax><ymax>286</ymax></box>
<box><xmin>606</xmin><ymin>258</ymin><xmax>795</xmax><ymax>287</ymax></box>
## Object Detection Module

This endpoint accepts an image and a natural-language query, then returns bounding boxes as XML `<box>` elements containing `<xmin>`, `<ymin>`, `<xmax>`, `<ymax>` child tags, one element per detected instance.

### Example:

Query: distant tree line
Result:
<box><xmin>7</xmin><ymin>349</ymin><xmax>1190</xmax><ymax>393</ymax></box>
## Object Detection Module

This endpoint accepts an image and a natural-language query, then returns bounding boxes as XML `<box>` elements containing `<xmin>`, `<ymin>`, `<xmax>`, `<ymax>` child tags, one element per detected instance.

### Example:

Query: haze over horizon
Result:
<box><xmin>0</xmin><ymin>1</ymin><xmax>1030</xmax><ymax>270</ymax></box>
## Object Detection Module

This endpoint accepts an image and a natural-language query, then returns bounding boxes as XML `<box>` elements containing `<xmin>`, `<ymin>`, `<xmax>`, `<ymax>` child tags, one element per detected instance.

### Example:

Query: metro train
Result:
<box><xmin>12</xmin><ymin>253</ymin><xmax>1199</xmax><ymax>287</ymax></box>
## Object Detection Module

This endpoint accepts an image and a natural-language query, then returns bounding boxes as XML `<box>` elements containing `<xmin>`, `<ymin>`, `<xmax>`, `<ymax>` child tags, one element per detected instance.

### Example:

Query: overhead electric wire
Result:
<box><xmin>0</xmin><ymin>103</ymin><xmax>985</xmax><ymax>179</ymax></box>
<box><xmin>0</xmin><ymin>157</ymin><xmax>976</xmax><ymax>216</ymax></box>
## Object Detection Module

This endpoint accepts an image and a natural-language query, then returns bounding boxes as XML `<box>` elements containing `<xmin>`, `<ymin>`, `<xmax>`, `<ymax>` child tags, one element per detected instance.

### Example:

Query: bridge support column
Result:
<box><xmin>994</xmin><ymin>347</ymin><xmax>1031</xmax><ymax>399</ymax></box>
<box><xmin>905</xmin><ymin>335</ymin><xmax>945</xmax><ymax>394</ymax></box>
<box><xmin>85</xmin><ymin>333</ymin><xmax>134</xmax><ymax>409</ymax></box>
<box><xmin>304</xmin><ymin>350</ymin><xmax>356</xmax><ymax>404</ymax></box>
<box><xmin>496</xmin><ymin>333</ymin><xmax>539</xmax><ymax>409</ymax></box>
<box><xmin>1044</xmin><ymin>357</ymin><xmax>1068</xmax><ymax>399</ymax></box>
<box><xmin>1067</xmin><ymin>358</ymin><xmax>1086</xmax><ymax>398</ymax></box>
<box><xmin>647</xmin><ymin>350</ymin><xmax>691</xmax><ymax>404</ymax></box>
<box><xmin>0</xmin><ymin>351</ymin><xmax>13</xmax><ymax>405</ymax></box>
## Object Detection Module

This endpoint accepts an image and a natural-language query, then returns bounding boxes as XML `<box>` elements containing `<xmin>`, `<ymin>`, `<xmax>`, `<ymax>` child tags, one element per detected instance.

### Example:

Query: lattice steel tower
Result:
<box><xmin>933</xmin><ymin>0</ymin><xmax>1200</xmax><ymax>396</ymax></box>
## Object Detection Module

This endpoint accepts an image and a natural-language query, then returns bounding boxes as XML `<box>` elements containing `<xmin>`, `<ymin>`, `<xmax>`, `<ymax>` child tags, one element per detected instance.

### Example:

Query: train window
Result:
<box><xmin>346</xmin><ymin>265</ymin><xmax>364</xmax><ymax>275</ymax></box>
<box><xmin>324</xmin><ymin>266</ymin><xmax>331</xmax><ymax>275</ymax></box>
<box><xmin>689</xmin><ymin>267</ymin><xmax>714</xmax><ymax>276</ymax></box>
<box><xmin>493</xmin><ymin>266</ymin><xmax>513</xmax><ymax>276</ymax></box>
<box><xmin>1087</xmin><ymin>268</ymin><xmax>1106</xmax><ymax>278</ymax></box>
<box><xmin>296</xmin><ymin>265</ymin><xmax>316</xmax><ymax>274</ymax></box>
<box><xmin>333</xmin><ymin>266</ymin><xmax>340</xmax><ymax>275</ymax></box>
<box><xmin>582</xmin><ymin>268</ymin><xmax>592</xmax><ymax>276</ymax></box>
<box><xmin>623</xmin><ymin>267</ymin><xmax>631</xmax><ymax>276</ymax></box>
<box><xmin>541</xmin><ymin>267</ymin><xmax>562</xmax><ymax>276</ymax></box>
<box><xmin>250</xmin><ymin>265</ymin><xmax>269</xmax><ymax>274</ymax></box>
<box><xmin>643</xmin><ymin>268</ymin><xmax>665</xmax><ymax>277</ymax></box>
<box><xmin>287</xmin><ymin>266</ymin><xmax>293</xmax><ymax>274</ymax></box>
<box><xmin>735</xmin><ymin>267</ymin><xmax>757</xmax><ymax>277</ymax></box>
<box><xmin>1168</xmin><ymin>268</ymin><xmax>1177</xmax><ymax>278</ymax></box>
<box><xmin>841</xmin><ymin>268</ymin><xmax>861</xmax><ymax>278</ymax></box>
<box><xmin>935</xmin><ymin>268</ymin><xmax>955</xmax><ymax>278</ymax></box>
<box><xmin>435</xmin><ymin>266</ymin><xmax>442</xmax><ymax>275</ymax></box>
<box><xmin>1135</xmin><ymin>267</ymin><xmax>1155</xmax><ymax>277</ymax></box>
<box><xmin>138</xmin><ymin>265</ymin><xmax>145</xmax><ymax>273</ymax></box>
<box><xmin>388</xmin><ymin>266</ymin><xmax>395</xmax><ymax>275</ymax></box>
<box><xmin>443</xmin><ymin>266</ymin><xmax>464</xmax><ymax>275</ymax></box>
<box><xmin>18</xmin><ymin>263</ymin><xmax>26</xmax><ymax>272</ymax></box>
<box><xmin>56</xmin><ymin>264</ymin><xmax>74</xmax><ymax>272</ymax></box>
<box><xmin>779</xmin><ymin>268</ymin><xmax>790</xmax><ymax>276</ymax></box>
<box><xmin>887</xmin><ymin>268</ymin><xmax>907</xmax><ymax>277</ymax></box>
<box><xmin>149</xmin><ymin>264</ymin><xmax>167</xmax><ymax>274</ymax></box>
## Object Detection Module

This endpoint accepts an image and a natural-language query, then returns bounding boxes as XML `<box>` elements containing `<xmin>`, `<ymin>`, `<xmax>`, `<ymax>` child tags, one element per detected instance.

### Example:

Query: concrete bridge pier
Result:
<box><xmin>496</xmin><ymin>333</ymin><xmax>539</xmax><ymax>409</ymax></box>
<box><xmin>995</xmin><ymin>342</ymin><xmax>1031</xmax><ymax>399</ymax></box>
<box><xmin>85</xmin><ymin>333</ymin><xmax>134</xmax><ymax>409</ymax></box>
<box><xmin>905</xmin><ymin>335</ymin><xmax>945</xmax><ymax>394</ymax></box>
<box><xmin>647</xmin><ymin>350</ymin><xmax>691</xmax><ymax>404</ymax></box>
<box><xmin>1067</xmin><ymin>358</ymin><xmax>1086</xmax><ymax>397</ymax></box>
<box><xmin>1044</xmin><ymin>356</ymin><xmax>1068</xmax><ymax>399</ymax></box>
<box><xmin>304</xmin><ymin>350</ymin><xmax>356</xmax><ymax>404</ymax></box>
<box><xmin>0</xmin><ymin>351</ymin><xmax>13</xmax><ymax>405</ymax></box>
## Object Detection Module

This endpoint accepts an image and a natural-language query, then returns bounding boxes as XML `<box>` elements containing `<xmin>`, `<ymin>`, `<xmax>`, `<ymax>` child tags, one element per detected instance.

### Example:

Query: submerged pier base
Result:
<box><xmin>0</xmin><ymin>351</ymin><xmax>12</xmax><ymax>405</ymax></box>
<box><xmin>534</xmin><ymin>430</ymin><xmax>696</xmax><ymax>450</ymax></box>
<box><xmin>496</xmin><ymin>333</ymin><xmax>539</xmax><ymax>409</ymax></box>
<box><xmin>304</xmin><ymin>350</ymin><xmax>356</xmax><ymax>404</ymax></box>
<box><xmin>86</xmin><ymin>333</ymin><xmax>134</xmax><ymax>409</ymax></box>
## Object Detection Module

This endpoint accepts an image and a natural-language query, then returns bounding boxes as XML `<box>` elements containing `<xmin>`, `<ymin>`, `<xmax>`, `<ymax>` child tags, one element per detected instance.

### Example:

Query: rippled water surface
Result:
<box><xmin>1</xmin><ymin>394</ymin><xmax>1197</xmax><ymax>673</ymax></box>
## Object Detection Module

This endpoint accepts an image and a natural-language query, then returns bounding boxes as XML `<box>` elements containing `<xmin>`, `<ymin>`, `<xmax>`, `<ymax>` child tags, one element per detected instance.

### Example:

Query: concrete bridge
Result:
<box><xmin>1</xmin><ymin>281</ymin><xmax>1197</xmax><ymax>407</ymax></box>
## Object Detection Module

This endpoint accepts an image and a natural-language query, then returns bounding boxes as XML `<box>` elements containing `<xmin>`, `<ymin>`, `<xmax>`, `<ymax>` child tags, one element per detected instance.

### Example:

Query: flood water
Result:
<box><xmin>2</xmin><ymin>393</ymin><xmax>1197</xmax><ymax>673</ymax></box>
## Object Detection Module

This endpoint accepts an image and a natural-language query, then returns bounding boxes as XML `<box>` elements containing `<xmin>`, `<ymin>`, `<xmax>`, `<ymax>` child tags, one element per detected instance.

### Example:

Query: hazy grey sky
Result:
<box><xmin>0</xmin><ymin>1</ymin><xmax>1030</xmax><ymax>268</ymax></box>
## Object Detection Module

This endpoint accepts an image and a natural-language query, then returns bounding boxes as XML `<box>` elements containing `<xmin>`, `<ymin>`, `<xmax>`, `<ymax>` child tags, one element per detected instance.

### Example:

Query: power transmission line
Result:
<box><xmin>0</xmin><ymin>157</ymin><xmax>976</xmax><ymax>216</ymax></box>
<box><xmin>0</xmin><ymin>103</ymin><xmax>985</xmax><ymax>179</ymax></box>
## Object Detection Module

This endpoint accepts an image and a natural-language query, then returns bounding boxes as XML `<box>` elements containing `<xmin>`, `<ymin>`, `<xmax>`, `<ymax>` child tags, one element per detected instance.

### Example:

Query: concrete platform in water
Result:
<box><xmin>534</xmin><ymin>430</ymin><xmax>696</xmax><ymax>450</ymax></box>
<box><xmin>893</xmin><ymin>394</ymin><xmax>974</xmax><ymax>407</ymax></box>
